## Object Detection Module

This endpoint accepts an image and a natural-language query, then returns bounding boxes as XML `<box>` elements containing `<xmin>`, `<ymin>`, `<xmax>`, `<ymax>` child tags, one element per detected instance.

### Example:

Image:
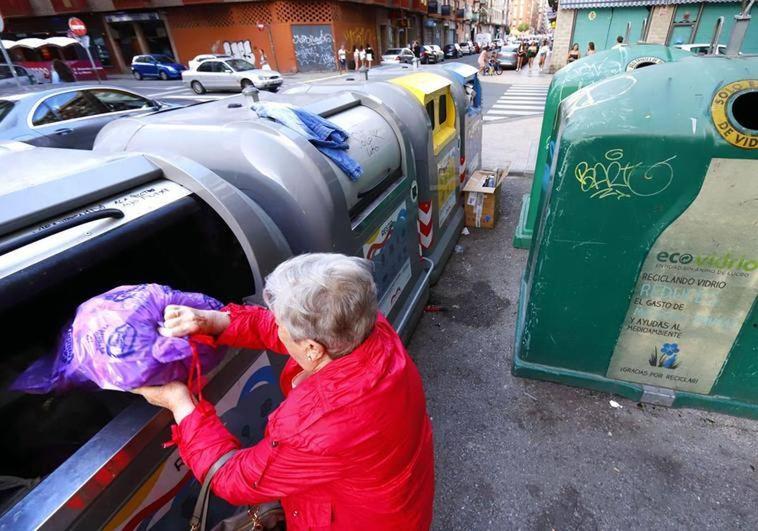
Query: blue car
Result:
<box><xmin>131</xmin><ymin>54</ymin><xmax>186</xmax><ymax>80</ymax></box>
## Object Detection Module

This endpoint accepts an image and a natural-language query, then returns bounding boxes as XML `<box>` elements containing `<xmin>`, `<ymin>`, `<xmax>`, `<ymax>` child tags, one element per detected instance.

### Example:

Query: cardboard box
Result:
<box><xmin>463</xmin><ymin>168</ymin><xmax>506</xmax><ymax>229</ymax></box>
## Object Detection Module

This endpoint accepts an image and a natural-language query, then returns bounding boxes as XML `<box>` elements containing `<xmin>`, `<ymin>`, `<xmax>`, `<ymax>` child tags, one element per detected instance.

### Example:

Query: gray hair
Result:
<box><xmin>262</xmin><ymin>253</ymin><xmax>378</xmax><ymax>358</ymax></box>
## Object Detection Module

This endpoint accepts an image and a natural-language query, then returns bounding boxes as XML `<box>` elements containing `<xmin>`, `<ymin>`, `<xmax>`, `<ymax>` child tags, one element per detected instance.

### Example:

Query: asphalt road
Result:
<box><xmin>101</xmin><ymin>53</ymin><xmax>515</xmax><ymax>111</ymax></box>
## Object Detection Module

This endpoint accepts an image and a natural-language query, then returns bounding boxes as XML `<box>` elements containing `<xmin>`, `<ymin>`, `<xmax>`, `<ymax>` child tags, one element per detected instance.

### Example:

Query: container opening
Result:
<box><xmin>631</xmin><ymin>61</ymin><xmax>657</xmax><ymax>69</ymax></box>
<box><xmin>0</xmin><ymin>196</ymin><xmax>253</xmax><ymax>516</ymax></box>
<box><xmin>731</xmin><ymin>91</ymin><xmax>758</xmax><ymax>131</ymax></box>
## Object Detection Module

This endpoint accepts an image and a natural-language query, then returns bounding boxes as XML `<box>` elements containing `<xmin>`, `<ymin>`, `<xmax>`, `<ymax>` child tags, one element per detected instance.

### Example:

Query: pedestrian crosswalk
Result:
<box><xmin>483</xmin><ymin>84</ymin><xmax>548</xmax><ymax>121</ymax></box>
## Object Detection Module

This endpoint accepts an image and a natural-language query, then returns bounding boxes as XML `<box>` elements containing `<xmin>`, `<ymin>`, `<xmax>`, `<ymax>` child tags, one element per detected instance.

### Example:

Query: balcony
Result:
<box><xmin>456</xmin><ymin>8</ymin><xmax>465</xmax><ymax>18</ymax></box>
<box><xmin>440</xmin><ymin>5</ymin><xmax>451</xmax><ymax>16</ymax></box>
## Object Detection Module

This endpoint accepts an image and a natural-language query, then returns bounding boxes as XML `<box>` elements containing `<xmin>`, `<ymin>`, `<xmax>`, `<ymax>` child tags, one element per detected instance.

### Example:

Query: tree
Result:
<box><xmin>517</xmin><ymin>22</ymin><xmax>530</xmax><ymax>32</ymax></box>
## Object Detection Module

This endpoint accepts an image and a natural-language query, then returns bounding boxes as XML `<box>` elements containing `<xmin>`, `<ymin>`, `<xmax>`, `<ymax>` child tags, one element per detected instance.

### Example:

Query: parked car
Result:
<box><xmin>182</xmin><ymin>58</ymin><xmax>283</xmax><ymax>94</ymax></box>
<box><xmin>420</xmin><ymin>45</ymin><xmax>438</xmax><ymax>64</ymax></box>
<box><xmin>131</xmin><ymin>54</ymin><xmax>186</xmax><ymax>80</ymax></box>
<box><xmin>188</xmin><ymin>54</ymin><xmax>233</xmax><ymax>70</ymax></box>
<box><xmin>0</xmin><ymin>85</ymin><xmax>166</xmax><ymax>149</ymax></box>
<box><xmin>0</xmin><ymin>64</ymin><xmax>37</xmax><ymax>89</ymax></box>
<box><xmin>459</xmin><ymin>42</ymin><xmax>472</xmax><ymax>55</ymax></box>
<box><xmin>496</xmin><ymin>45</ymin><xmax>519</xmax><ymax>69</ymax></box>
<box><xmin>675</xmin><ymin>43</ymin><xmax>727</xmax><ymax>55</ymax></box>
<box><xmin>430</xmin><ymin>45</ymin><xmax>445</xmax><ymax>62</ymax></box>
<box><xmin>443</xmin><ymin>44</ymin><xmax>460</xmax><ymax>58</ymax></box>
<box><xmin>381</xmin><ymin>48</ymin><xmax>416</xmax><ymax>65</ymax></box>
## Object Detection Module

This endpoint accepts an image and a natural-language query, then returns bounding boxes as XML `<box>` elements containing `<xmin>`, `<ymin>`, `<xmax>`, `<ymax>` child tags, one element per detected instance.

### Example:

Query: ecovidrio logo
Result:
<box><xmin>656</xmin><ymin>251</ymin><xmax>758</xmax><ymax>272</ymax></box>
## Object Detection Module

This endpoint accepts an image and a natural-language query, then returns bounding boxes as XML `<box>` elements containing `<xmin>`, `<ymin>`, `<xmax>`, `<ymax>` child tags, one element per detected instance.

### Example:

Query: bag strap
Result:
<box><xmin>190</xmin><ymin>450</ymin><xmax>238</xmax><ymax>531</ymax></box>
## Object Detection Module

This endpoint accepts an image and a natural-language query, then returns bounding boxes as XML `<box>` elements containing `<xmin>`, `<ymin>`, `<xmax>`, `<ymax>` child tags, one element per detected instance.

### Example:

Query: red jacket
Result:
<box><xmin>171</xmin><ymin>304</ymin><xmax>435</xmax><ymax>530</ymax></box>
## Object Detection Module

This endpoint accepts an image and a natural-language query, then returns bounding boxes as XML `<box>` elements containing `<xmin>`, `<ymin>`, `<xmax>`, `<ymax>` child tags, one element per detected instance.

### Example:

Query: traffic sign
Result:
<box><xmin>68</xmin><ymin>17</ymin><xmax>87</xmax><ymax>37</ymax></box>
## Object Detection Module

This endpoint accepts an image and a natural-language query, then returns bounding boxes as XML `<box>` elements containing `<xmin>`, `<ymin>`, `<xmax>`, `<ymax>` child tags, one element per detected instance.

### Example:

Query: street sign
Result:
<box><xmin>68</xmin><ymin>17</ymin><xmax>87</xmax><ymax>37</ymax></box>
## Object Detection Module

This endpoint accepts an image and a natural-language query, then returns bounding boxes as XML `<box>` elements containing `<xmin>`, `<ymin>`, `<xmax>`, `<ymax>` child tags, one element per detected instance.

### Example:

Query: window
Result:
<box><xmin>0</xmin><ymin>101</ymin><xmax>13</xmax><ymax>124</ymax></box>
<box><xmin>32</xmin><ymin>91</ymin><xmax>107</xmax><ymax>126</ymax></box>
<box><xmin>153</xmin><ymin>55</ymin><xmax>175</xmax><ymax>64</ymax></box>
<box><xmin>426</xmin><ymin>100</ymin><xmax>435</xmax><ymax>126</ymax></box>
<box><xmin>88</xmin><ymin>89</ymin><xmax>154</xmax><ymax>112</ymax></box>
<box><xmin>226</xmin><ymin>59</ymin><xmax>254</xmax><ymax>72</ymax></box>
<box><xmin>438</xmin><ymin>94</ymin><xmax>447</xmax><ymax>124</ymax></box>
<box><xmin>385</xmin><ymin>48</ymin><xmax>402</xmax><ymax>55</ymax></box>
<box><xmin>197</xmin><ymin>61</ymin><xmax>215</xmax><ymax>72</ymax></box>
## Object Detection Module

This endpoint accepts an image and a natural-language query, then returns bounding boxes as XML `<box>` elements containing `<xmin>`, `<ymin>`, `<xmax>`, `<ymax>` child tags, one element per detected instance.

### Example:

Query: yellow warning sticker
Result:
<box><xmin>710</xmin><ymin>79</ymin><xmax>758</xmax><ymax>149</ymax></box>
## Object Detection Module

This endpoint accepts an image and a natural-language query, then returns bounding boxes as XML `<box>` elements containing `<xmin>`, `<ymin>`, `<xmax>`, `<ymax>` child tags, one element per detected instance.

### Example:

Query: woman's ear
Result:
<box><xmin>306</xmin><ymin>340</ymin><xmax>328</xmax><ymax>363</ymax></box>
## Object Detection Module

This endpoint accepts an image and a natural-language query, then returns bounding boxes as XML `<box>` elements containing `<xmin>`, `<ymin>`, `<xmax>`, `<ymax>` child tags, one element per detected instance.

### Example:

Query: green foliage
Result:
<box><xmin>517</xmin><ymin>23</ymin><xmax>530</xmax><ymax>32</ymax></box>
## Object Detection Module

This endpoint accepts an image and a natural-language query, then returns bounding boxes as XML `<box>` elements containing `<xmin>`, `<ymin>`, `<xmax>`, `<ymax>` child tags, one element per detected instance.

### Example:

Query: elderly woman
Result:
<box><xmin>135</xmin><ymin>253</ymin><xmax>435</xmax><ymax>530</ymax></box>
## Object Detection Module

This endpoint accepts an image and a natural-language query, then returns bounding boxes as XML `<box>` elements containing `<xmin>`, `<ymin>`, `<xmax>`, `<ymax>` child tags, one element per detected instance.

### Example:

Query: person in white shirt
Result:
<box><xmin>359</xmin><ymin>46</ymin><xmax>367</xmax><ymax>68</ymax></box>
<box><xmin>338</xmin><ymin>44</ymin><xmax>347</xmax><ymax>73</ymax></box>
<box><xmin>538</xmin><ymin>40</ymin><xmax>550</xmax><ymax>71</ymax></box>
<box><xmin>353</xmin><ymin>45</ymin><xmax>360</xmax><ymax>71</ymax></box>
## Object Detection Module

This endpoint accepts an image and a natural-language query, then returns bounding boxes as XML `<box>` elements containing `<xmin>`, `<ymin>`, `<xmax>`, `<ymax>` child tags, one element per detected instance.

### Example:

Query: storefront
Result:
<box><xmin>103</xmin><ymin>12</ymin><xmax>177</xmax><ymax>72</ymax></box>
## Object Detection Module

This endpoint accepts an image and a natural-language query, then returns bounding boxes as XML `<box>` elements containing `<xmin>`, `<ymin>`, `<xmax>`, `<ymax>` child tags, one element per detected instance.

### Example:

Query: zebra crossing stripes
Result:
<box><xmin>484</xmin><ymin>84</ymin><xmax>549</xmax><ymax>121</ymax></box>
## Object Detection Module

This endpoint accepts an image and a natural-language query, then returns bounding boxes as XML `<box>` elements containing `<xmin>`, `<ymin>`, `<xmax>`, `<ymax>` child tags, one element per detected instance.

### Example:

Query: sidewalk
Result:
<box><xmin>409</xmin><ymin>182</ymin><xmax>758</xmax><ymax>531</ymax></box>
<box><xmin>407</xmin><ymin>84</ymin><xmax>758</xmax><ymax>530</ymax></box>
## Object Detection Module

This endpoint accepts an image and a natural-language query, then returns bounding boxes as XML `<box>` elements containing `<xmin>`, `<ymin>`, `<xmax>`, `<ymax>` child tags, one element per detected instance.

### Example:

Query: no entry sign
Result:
<box><xmin>68</xmin><ymin>17</ymin><xmax>87</xmax><ymax>37</ymax></box>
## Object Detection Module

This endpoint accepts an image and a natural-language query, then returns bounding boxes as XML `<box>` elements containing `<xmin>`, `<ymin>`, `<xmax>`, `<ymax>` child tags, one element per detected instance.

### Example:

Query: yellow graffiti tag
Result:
<box><xmin>574</xmin><ymin>149</ymin><xmax>676</xmax><ymax>200</ymax></box>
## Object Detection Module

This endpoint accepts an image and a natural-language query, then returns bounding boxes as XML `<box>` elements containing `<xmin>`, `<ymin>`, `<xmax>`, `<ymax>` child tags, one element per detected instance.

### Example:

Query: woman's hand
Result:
<box><xmin>132</xmin><ymin>381</ymin><xmax>197</xmax><ymax>424</ymax></box>
<box><xmin>161</xmin><ymin>305</ymin><xmax>231</xmax><ymax>338</ymax></box>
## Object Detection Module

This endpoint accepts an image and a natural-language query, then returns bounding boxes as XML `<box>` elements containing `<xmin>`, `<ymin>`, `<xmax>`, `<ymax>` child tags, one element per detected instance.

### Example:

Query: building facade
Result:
<box><xmin>510</xmin><ymin>0</ymin><xmax>544</xmax><ymax>33</ymax></box>
<box><xmin>0</xmin><ymin>0</ymin><xmax>440</xmax><ymax>74</ymax></box>
<box><xmin>550</xmin><ymin>0</ymin><xmax>758</xmax><ymax>71</ymax></box>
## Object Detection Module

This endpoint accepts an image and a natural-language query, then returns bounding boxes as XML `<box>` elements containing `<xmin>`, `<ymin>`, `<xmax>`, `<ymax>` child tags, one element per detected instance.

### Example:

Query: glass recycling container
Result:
<box><xmin>513</xmin><ymin>55</ymin><xmax>758</xmax><ymax>419</ymax></box>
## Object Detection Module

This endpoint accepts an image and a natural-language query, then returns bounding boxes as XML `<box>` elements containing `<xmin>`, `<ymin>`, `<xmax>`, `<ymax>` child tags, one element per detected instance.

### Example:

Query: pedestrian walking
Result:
<box><xmin>365</xmin><ymin>43</ymin><xmax>374</xmax><ymax>69</ymax></box>
<box><xmin>260</xmin><ymin>50</ymin><xmax>271</xmax><ymax>71</ymax></box>
<box><xmin>567</xmin><ymin>42</ymin><xmax>580</xmax><ymax>63</ymax></box>
<box><xmin>359</xmin><ymin>46</ymin><xmax>367</xmax><ymax>69</ymax></box>
<box><xmin>353</xmin><ymin>45</ymin><xmax>360</xmax><ymax>71</ymax></box>
<box><xmin>413</xmin><ymin>40</ymin><xmax>422</xmax><ymax>59</ymax></box>
<box><xmin>337</xmin><ymin>43</ymin><xmax>347</xmax><ymax>73</ymax></box>
<box><xmin>613</xmin><ymin>35</ymin><xmax>624</xmax><ymax>48</ymax></box>
<box><xmin>538</xmin><ymin>39</ymin><xmax>549</xmax><ymax>71</ymax></box>
<box><xmin>586</xmin><ymin>42</ymin><xmax>596</xmax><ymax>56</ymax></box>
<box><xmin>132</xmin><ymin>253</ymin><xmax>435</xmax><ymax>531</ymax></box>
<box><xmin>516</xmin><ymin>42</ymin><xmax>527</xmax><ymax>71</ymax></box>
<box><xmin>527</xmin><ymin>40</ymin><xmax>538</xmax><ymax>69</ymax></box>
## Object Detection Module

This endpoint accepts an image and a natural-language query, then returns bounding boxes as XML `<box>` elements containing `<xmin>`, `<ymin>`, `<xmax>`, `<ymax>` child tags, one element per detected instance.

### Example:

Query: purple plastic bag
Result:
<box><xmin>12</xmin><ymin>284</ymin><xmax>227</xmax><ymax>393</ymax></box>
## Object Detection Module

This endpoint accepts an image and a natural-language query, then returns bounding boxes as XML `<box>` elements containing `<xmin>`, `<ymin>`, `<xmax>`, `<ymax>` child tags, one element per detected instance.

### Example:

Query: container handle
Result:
<box><xmin>0</xmin><ymin>208</ymin><xmax>125</xmax><ymax>256</ymax></box>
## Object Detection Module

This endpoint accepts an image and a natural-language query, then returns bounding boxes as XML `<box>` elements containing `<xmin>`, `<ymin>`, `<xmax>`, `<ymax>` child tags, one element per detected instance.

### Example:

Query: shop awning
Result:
<box><xmin>560</xmin><ymin>0</ymin><xmax>735</xmax><ymax>9</ymax></box>
<box><xmin>1</xmin><ymin>37</ymin><xmax>81</xmax><ymax>49</ymax></box>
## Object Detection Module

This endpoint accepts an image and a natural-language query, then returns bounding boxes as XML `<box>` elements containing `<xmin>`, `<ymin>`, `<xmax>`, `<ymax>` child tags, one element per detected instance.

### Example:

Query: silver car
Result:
<box><xmin>182</xmin><ymin>58</ymin><xmax>283</xmax><ymax>94</ymax></box>
<box><xmin>0</xmin><ymin>64</ymin><xmax>36</xmax><ymax>89</ymax></box>
<box><xmin>0</xmin><ymin>85</ymin><xmax>164</xmax><ymax>149</ymax></box>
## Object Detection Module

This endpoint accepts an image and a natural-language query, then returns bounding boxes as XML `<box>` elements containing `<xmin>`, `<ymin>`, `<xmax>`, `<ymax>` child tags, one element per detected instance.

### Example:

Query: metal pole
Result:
<box><xmin>624</xmin><ymin>21</ymin><xmax>632</xmax><ymax>44</ymax></box>
<box><xmin>0</xmin><ymin>40</ymin><xmax>23</xmax><ymax>90</ymax></box>
<box><xmin>709</xmin><ymin>16</ymin><xmax>725</xmax><ymax>55</ymax></box>
<box><xmin>84</xmin><ymin>47</ymin><xmax>102</xmax><ymax>83</ymax></box>
<box><xmin>640</xmin><ymin>17</ymin><xmax>648</xmax><ymax>43</ymax></box>
<box><xmin>78</xmin><ymin>35</ymin><xmax>101</xmax><ymax>83</ymax></box>
<box><xmin>725</xmin><ymin>0</ymin><xmax>755</xmax><ymax>56</ymax></box>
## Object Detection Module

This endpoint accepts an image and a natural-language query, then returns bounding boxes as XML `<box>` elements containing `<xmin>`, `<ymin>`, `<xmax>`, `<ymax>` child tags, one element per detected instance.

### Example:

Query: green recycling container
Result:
<box><xmin>513</xmin><ymin>44</ymin><xmax>693</xmax><ymax>248</ymax></box>
<box><xmin>513</xmin><ymin>55</ymin><xmax>758</xmax><ymax>419</ymax></box>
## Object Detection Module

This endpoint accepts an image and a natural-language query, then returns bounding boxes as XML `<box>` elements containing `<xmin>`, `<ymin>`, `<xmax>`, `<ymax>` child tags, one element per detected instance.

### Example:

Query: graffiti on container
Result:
<box><xmin>292</xmin><ymin>25</ymin><xmax>336</xmax><ymax>71</ymax></box>
<box><xmin>574</xmin><ymin>149</ymin><xmax>676</xmax><ymax>200</ymax></box>
<box><xmin>352</xmin><ymin>128</ymin><xmax>383</xmax><ymax>157</ymax></box>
